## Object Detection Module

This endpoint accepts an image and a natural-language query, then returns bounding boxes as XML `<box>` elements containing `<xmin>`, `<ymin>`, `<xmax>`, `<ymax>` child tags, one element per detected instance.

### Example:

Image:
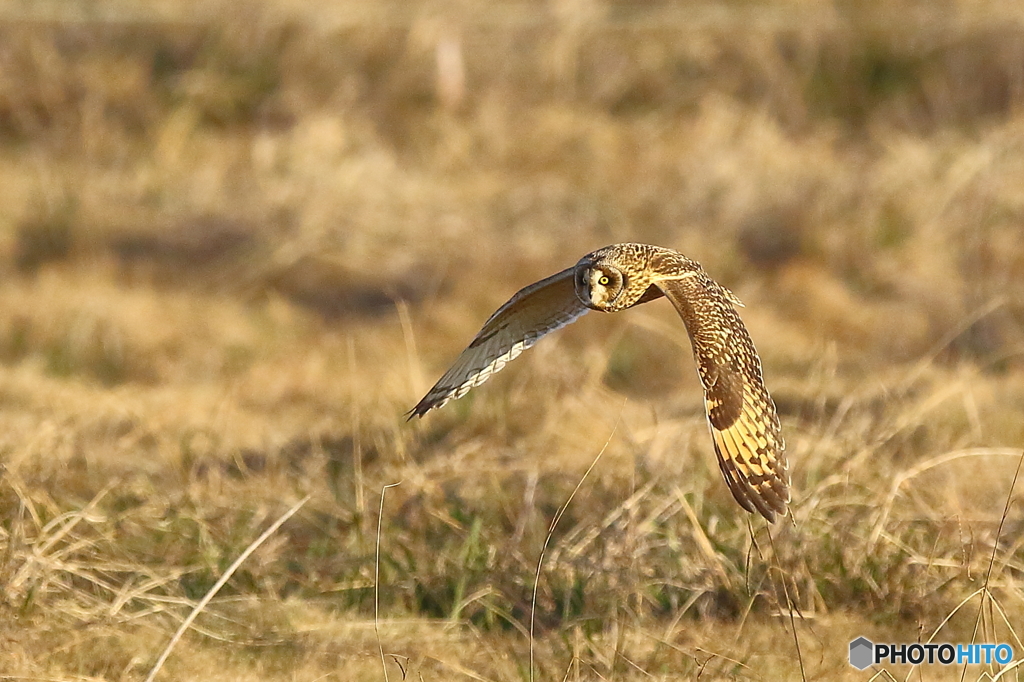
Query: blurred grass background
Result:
<box><xmin>1</xmin><ymin>0</ymin><xmax>1023</xmax><ymax>680</ymax></box>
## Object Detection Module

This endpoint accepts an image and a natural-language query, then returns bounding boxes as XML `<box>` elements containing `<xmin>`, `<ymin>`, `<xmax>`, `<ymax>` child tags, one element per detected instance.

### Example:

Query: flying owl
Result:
<box><xmin>409</xmin><ymin>243</ymin><xmax>789</xmax><ymax>522</ymax></box>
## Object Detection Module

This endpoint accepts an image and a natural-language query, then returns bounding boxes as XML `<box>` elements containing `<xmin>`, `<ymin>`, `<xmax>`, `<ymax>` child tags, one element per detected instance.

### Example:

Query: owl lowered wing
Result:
<box><xmin>654</xmin><ymin>275</ymin><xmax>789</xmax><ymax>522</ymax></box>
<box><xmin>408</xmin><ymin>267</ymin><xmax>588</xmax><ymax>417</ymax></box>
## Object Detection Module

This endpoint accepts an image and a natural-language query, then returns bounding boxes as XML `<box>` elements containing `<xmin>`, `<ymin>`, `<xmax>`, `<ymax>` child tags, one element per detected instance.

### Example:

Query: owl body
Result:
<box><xmin>410</xmin><ymin>243</ymin><xmax>790</xmax><ymax>522</ymax></box>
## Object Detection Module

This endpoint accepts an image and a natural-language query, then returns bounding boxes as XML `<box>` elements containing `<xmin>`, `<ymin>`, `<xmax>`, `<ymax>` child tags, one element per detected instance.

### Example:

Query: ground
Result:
<box><xmin>0</xmin><ymin>1</ymin><xmax>1023</xmax><ymax>680</ymax></box>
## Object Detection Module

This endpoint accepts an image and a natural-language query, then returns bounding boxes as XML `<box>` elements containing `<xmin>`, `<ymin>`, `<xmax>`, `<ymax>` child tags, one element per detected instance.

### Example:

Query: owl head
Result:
<box><xmin>574</xmin><ymin>244</ymin><xmax>652</xmax><ymax>312</ymax></box>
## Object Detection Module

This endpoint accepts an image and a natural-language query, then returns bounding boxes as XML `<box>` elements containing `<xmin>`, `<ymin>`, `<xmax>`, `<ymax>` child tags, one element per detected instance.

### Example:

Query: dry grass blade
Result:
<box><xmin>143</xmin><ymin>495</ymin><xmax>311</xmax><ymax>682</ymax></box>
<box><xmin>869</xmin><ymin>448</ymin><xmax>1024</xmax><ymax>550</ymax></box>
<box><xmin>990</xmin><ymin>658</ymin><xmax>1024</xmax><ymax>680</ymax></box>
<box><xmin>376</xmin><ymin>482</ymin><xmax>403</xmax><ymax>682</ymax></box>
<box><xmin>985</xmin><ymin>597</ymin><xmax>1024</xmax><ymax>653</ymax></box>
<box><xmin>6</xmin><ymin>481</ymin><xmax>117</xmax><ymax>597</ymax></box>
<box><xmin>869</xmin><ymin>671</ymin><xmax>901</xmax><ymax>681</ymax></box>
<box><xmin>530</xmin><ymin>405</ymin><xmax>624</xmax><ymax>682</ymax></box>
<box><xmin>959</xmin><ymin>450</ymin><xmax>1024</xmax><ymax>682</ymax></box>
<box><xmin>675</xmin><ymin>487</ymin><xmax>731</xmax><ymax>587</ymax></box>
<box><xmin>766</xmin><ymin>528</ymin><xmax>806</xmax><ymax>682</ymax></box>
<box><xmin>396</xmin><ymin>300</ymin><xmax>425</xmax><ymax>402</ymax></box>
<box><xmin>923</xmin><ymin>587</ymin><xmax>985</xmax><ymax>650</ymax></box>
<box><xmin>902</xmin><ymin>298</ymin><xmax>1007</xmax><ymax>388</ymax></box>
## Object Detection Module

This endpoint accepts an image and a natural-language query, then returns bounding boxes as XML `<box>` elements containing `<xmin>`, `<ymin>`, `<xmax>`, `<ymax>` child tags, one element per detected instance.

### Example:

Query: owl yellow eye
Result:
<box><xmin>598</xmin><ymin>275</ymin><xmax>611</xmax><ymax>286</ymax></box>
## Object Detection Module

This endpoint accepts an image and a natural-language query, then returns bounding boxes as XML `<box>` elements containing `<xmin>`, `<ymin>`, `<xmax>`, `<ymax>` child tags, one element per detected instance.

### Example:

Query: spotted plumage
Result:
<box><xmin>409</xmin><ymin>243</ymin><xmax>789</xmax><ymax>522</ymax></box>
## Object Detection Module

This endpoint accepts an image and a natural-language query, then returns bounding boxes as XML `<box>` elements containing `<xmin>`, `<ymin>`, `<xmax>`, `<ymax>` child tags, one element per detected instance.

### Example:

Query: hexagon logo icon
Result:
<box><xmin>849</xmin><ymin>637</ymin><xmax>874</xmax><ymax>670</ymax></box>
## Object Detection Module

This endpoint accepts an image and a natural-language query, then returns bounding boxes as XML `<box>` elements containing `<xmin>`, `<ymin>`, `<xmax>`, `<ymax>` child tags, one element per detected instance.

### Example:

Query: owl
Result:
<box><xmin>409</xmin><ymin>243</ymin><xmax>789</xmax><ymax>522</ymax></box>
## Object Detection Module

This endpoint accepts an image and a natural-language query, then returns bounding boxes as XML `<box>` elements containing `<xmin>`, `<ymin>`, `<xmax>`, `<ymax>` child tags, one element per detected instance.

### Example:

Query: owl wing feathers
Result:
<box><xmin>408</xmin><ymin>267</ymin><xmax>588</xmax><ymax>417</ymax></box>
<box><xmin>653</xmin><ymin>275</ymin><xmax>789</xmax><ymax>521</ymax></box>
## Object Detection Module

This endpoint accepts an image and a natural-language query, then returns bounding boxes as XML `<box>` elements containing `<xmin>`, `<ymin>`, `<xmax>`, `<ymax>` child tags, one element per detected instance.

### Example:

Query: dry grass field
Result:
<box><xmin>1</xmin><ymin>1</ymin><xmax>1024</xmax><ymax>680</ymax></box>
